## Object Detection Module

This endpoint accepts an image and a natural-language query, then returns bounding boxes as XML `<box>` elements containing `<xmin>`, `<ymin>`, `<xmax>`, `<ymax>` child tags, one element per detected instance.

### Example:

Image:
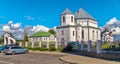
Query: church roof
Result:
<box><xmin>30</xmin><ymin>32</ymin><xmax>52</xmax><ymax>37</ymax></box>
<box><xmin>61</xmin><ymin>8</ymin><xmax>73</xmax><ymax>15</ymax></box>
<box><xmin>74</xmin><ymin>8</ymin><xmax>96</xmax><ymax>20</ymax></box>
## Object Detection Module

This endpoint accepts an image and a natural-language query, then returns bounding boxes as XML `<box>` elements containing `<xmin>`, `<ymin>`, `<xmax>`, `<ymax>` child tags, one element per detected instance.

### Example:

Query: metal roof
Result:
<box><xmin>74</xmin><ymin>8</ymin><xmax>96</xmax><ymax>20</ymax></box>
<box><xmin>61</xmin><ymin>8</ymin><xmax>73</xmax><ymax>15</ymax></box>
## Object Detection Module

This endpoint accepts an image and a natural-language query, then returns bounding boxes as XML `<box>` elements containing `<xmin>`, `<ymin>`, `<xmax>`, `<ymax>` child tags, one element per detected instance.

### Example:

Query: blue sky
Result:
<box><xmin>0</xmin><ymin>0</ymin><xmax>120</xmax><ymax>28</ymax></box>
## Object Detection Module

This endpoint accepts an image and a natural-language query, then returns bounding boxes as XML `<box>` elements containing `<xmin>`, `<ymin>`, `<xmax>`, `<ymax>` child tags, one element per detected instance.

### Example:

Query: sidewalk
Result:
<box><xmin>0</xmin><ymin>61</ymin><xmax>13</xmax><ymax>64</ymax></box>
<box><xmin>30</xmin><ymin>51</ymin><xmax>120</xmax><ymax>64</ymax></box>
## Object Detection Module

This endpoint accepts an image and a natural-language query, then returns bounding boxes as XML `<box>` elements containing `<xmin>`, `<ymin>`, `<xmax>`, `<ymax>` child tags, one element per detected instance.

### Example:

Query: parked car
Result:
<box><xmin>0</xmin><ymin>45</ymin><xmax>6</xmax><ymax>53</ymax></box>
<box><xmin>0</xmin><ymin>45</ymin><xmax>16</xmax><ymax>53</ymax></box>
<box><xmin>4</xmin><ymin>46</ymin><xmax>29</xmax><ymax>55</ymax></box>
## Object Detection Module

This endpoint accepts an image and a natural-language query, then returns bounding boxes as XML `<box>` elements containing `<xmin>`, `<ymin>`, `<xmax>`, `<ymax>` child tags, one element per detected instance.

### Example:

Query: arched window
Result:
<box><xmin>63</xmin><ymin>16</ymin><xmax>65</xmax><ymax>22</ymax></box>
<box><xmin>96</xmin><ymin>31</ymin><xmax>98</xmax><ymax>40</ymax></box>
<box><xmin>71</xmin><ymin>16</ymin><xmax>73</xmax><ymax>22</ymax></box>
<box><xmin>82</xmin><ymin>30</ymin><xmax>84</xmax><ymax>39</ymax></box>
<box><xmin>73</xmin><ymin>31</ymin><xmax>75</xmax><ymax>36</ymax></box>
<box><xmin>62</xmin><ymin>31</ymin><xmax>64</xmax><ymax>35</ymax></box>
<box><xmin>92</xmin><ymin>30</ymin><xmax>94</xmax><ymax>40</ymax></box>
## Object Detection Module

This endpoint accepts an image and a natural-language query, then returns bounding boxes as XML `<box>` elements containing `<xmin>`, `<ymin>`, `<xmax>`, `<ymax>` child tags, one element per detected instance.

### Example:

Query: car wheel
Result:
<box><xmin>25</xmin><ymin>50</ymin><xmax>29</xmax><ymax>53</ymax></box>
<box><xmin>0</xmin><ymin>51</ymin><xmax>1</xmax><ymax>53</ymax></box>
<box><xmin>12</xmin><ymin>51</ymin><xmax>15</xmax><ymax>55</ymax></box>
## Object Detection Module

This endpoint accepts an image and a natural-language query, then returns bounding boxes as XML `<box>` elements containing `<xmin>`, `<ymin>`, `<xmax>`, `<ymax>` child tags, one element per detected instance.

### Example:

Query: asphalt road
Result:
<box><xmin>0</xmin><ymin>52</ymin><xmax>66</xmax><ymax>64</ymax></box>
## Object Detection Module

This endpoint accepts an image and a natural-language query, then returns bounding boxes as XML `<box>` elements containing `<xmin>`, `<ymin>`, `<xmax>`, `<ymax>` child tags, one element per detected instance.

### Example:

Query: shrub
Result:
<box><xmin>102</xmin><ymin>43</ymin><xmax>112</xmax><ymax>50</ymax></box>
<box><xmin>48</xmin><ymin>47</ymin><xmax>56</xmax><ymax>51</ymax></box>
<box><xmin>92</xmin><ymin>44</ymin><xmax>96</xmax><ymax>49</ymax></box>
<box><xmin>39</xmin><ymin>47</ymin><xmax>48</xmax><ymax>51</ymax></box>
<box><xmin>62</xmin><ymin>44</ymin><xmax>73</xmax><ymax>52</ymax></box>
<box><xmin>56</xmin><ymin>47</ymin><xmax>64</xmax><ymax>52</ymax></box>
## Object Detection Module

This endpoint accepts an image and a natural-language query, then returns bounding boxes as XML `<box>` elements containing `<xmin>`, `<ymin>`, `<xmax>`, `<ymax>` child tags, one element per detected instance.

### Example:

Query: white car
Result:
<box><xmin>4</xmin><ymin>46</ymin><xmax>29</xmax><ymax>55</ymax></box>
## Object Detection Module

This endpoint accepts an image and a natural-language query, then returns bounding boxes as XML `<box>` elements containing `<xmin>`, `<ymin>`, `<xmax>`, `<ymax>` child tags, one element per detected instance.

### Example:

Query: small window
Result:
<box><xmin>71</xmin><ymin>16</ymin><xmax>73</xmax><ymax>22</ymax></box>
<box><xmin>92</xmin><ymin>31</ymin><xmax>95</xmax><ymax>40</ymax></box>
<box><xmin>73</xmin><ymin>31</ymin><xmax>75</xmax><ymax>36</ymax></box>
<box><xmin>82</xmin><ymin>30</ymin><xmax>84</xmax><ymax>39</ymax></box>
<box><xmin>96</xmin><ymin>31</ymin><xmax>98</xmax><ymax>39</ymax></box>
<box><xmin>63</xmin><ymin>16</ymin><xmax>65</xmax><ymax>22</ymax></box>
<box><xmin>62</xmin><ymin>31</ymin><xmax>64</xmax><ymax>35</ymax></box>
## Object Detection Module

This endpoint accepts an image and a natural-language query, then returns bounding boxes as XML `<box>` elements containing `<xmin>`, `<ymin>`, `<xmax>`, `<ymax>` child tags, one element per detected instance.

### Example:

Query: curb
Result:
<box><xmin>0</xmin><ymin>61</ymin><xmax>14</xmax><ymax>64</ymax></box>
<box><xmin>59</xmin><ymin>57</ymin><xmax>78</xmax><ymax>64</ymax></box>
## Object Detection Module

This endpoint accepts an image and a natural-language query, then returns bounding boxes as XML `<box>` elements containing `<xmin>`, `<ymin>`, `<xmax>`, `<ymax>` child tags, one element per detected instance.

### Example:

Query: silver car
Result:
<box><xmin>4</xmin><ymin>46</ymin><xmax>29</xmax><ymax>55</ymax></box>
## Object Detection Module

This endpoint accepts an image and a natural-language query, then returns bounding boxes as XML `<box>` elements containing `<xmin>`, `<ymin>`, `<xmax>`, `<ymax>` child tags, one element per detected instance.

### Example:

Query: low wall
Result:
<box><xmin>79</xmin><ymin>51</ymin><xmax>120</xmax><ymax>61</ymax></box>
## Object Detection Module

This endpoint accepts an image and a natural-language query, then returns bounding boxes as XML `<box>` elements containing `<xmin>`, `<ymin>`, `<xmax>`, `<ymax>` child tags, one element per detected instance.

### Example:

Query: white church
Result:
<box><xmin>56</xmin><ymin>8</ymin><xmax>101</xmax><ymax>47</ymax></box>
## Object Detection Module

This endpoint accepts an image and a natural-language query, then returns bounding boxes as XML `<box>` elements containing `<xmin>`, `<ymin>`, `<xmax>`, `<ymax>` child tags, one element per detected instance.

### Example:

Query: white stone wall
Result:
<box><xmin>61</xmin><ymin>14</ymin><xmax>74</xmax><ymax>26</ymax></box>
<box><xmin>29</xmin><ymin>35</ymin><xmax>56</xmax><ymax>42</ymax></box>
<box><xmin>82</xmin><ymin>28</ymin><xmax>88</xmax><ymax>42</ymax></box>
<box><xmin>76</xmin><ymin>19</ymin><xmax>88</xmax><ymax>26</ymax></box>
<box><xmin>49</xmin><ymin>35</ymin><xmax>56</xmax><ymax>42</ymax></box>
<box><xmin>56</xmin><ymin>27</ymin><xmax>77</xmax><ymax>45</ymax></box>
<box><xmin>56</xmin><ymin>27</ymin><xmax>70</xmax><ymax>45</ymax></box>
<box><xmin>88</xmin><ymin>20</ymin><xmax>98</xmax><ymax>28</ymax></box>
<box><xmin>89</xmin><ymin>28</ymin><xmax>101</xmax><ymax>42</ymax></box>
<box><xmin>77</xmin><ymin>27</ymin><xmax>82</xmax><ymax>43</ymax></box>
<box><xmin>69</xmin><ymin>27</ymin><xmax>76</xmax><ymax>42</ymax></box>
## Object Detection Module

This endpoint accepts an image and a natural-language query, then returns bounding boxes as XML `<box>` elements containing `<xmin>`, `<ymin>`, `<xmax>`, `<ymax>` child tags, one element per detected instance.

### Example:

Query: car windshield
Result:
<box><xmin>6</xmin><ymin>47</ymin><xmax>10</xmax><ymax>49</ymax></box>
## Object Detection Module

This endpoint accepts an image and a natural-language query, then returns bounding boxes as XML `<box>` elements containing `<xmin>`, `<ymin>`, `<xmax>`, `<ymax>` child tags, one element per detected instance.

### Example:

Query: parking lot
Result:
<box><xmin>0</xmin><ymin>52</ymin><xmax>66</xmax><ymax>64</ymax></box>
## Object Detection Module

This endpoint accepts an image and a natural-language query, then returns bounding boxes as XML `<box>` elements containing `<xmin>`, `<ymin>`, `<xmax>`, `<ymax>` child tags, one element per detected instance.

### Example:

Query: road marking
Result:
<box><xmin>0</xmin><ymin>61</ymin><xmax>14</xmax><ymax>64</ymax></box>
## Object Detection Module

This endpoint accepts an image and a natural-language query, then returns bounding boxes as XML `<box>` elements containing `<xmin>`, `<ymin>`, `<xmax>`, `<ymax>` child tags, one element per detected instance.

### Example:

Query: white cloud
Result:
<box><xmin>31</xmin><ymin>25</ymin><xmax>49</xmax><ymax>33</ymax></box>
<box><xmin>3</xmin><ymin>25</ymin><xmax>10</xmax><ymax>31</ymax></box>
<box><xmin>111</xmin><ymin>27</ymin><xmax>120</xmax><ymax>35</ymax></box>
<box><xmin>2</xmin><ymin>25</ymin><xmax>14</xmax><ymax>33</ymax></box>
<box><xmin>8</xmin><ymin>21</ymin><xmax>21</xmax><ymax>29</ymax></box>
<box><xmin>24</xmin><ymin>16</ymin><xmax>35</xmax><ymax>21</ymax></box>
<box><xmin>13</xmin><ymin>23</ymin><xmax>21</xmax><ymax>28</ymax></box>
<box><xmin>101</xmin><ymin>17</ymin><xmax>120</xmax><ymax>35</ymax></box>
<box><xmin>0</xmin><ymin>20</ymin><xmax>50</xmax><ymax>39</ymax></box>
<box><xmin>18</xmin><ymin>28</ymin><xmax>24</xmax><ymax>32</ymax></box>
<box><xmin>8</xmin><ymin>21</ymin><xmax>13</xmax><ymax>24</ymax></box>
<box><xmin>106</xmin><ymin>17</ymin><xmax>118</xmax><ymax>25</ymax></box>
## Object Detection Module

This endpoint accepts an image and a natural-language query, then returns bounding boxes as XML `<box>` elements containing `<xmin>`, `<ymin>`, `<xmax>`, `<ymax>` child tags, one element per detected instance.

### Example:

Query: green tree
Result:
<box><xmin>48</xmin><ymin>29</ymin><xmax>56</xmax><ymax>34</ymax></box>
<box><xmin>0</xmin><ymin>35</ymin><xmax>4</xmax><ymax>45</ymax></box>
<box><xmin>24</xmin><ymin>30</ymin><xmax>28</xmax><ymax>43</ymax></box>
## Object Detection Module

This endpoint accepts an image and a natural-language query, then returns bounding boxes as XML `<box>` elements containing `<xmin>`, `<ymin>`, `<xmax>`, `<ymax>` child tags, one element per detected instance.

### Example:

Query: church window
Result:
<box><xmin>96</xmin><ymin>31</ymin><xmax>98</xmax><ymax>40</ymax></box>
<box><xmin>63</xmin><ymin>16</ymin><xmax>65</xmax><ymax>22</ymax></box>
<box><xmin>73</xmin><ymin>31</ymin><xmax>75</xmax><ymax>36</ymax></box>
<box><xmin>82</xmin><ymin>30</ymin><xmax>84</xmax><ymax>39</ymax></box>
<box><xmin>92</xmin><ymin>31</ymin><xmax>94</xmax><ymax>40</ymax></box>
<box><xmin>71</xmin><ymin>16</ymin><xmax>73</xmax><ymax>22</ymax></box>
<box><xmin>62</xmin><ymin>31</ymin><xmax>64</xmax><ymax>35</ymax></box>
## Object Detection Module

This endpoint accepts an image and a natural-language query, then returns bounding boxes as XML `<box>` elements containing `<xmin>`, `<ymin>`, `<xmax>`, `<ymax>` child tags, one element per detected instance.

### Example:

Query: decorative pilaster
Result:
<box><xmin>39</xmin><ymin>41</ymin><xmax>42</xmax><ymax>47</ymax></box>
<box><xmin>81</xmin><ymin>40</ymin><xmax>84</xmax><ymax>51</ymax></box>
<box><xmin>32</xmin><ymin>42</ymin><xmax>34</xmax><ymax>48</ymax></box>
<box><xmin>55</xmin><ymin>41</ymin><xmax>58</xmax><ymax>49</ymax></box>
<box><xmin>19</xmin><ymin>42</ymin><xmax>22</xmax><ymax>47</ymax></box>
<box><xmin>88</xmin><ymin>40</ymin><xmax>92</xmax><ymax>52</ymax></box>
<box><xmin>96</xmin><ymin>40</ymin><xmax>102</xmax><ymax>54</ymax></box>
<box><xmin>25</xmin><ymin>42</ymin><xmax>28</xmax><ymax>47</ymax></box>
<box><xmin>46</xmin><ymin>41</ymin><xmax>49</xmax><ymax>48</ymax></box>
